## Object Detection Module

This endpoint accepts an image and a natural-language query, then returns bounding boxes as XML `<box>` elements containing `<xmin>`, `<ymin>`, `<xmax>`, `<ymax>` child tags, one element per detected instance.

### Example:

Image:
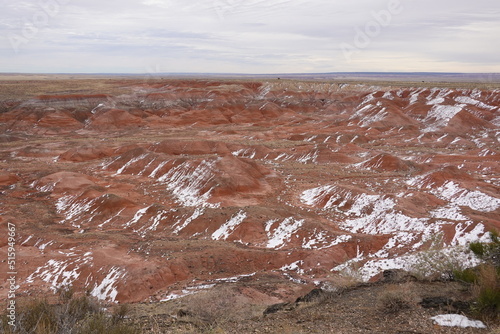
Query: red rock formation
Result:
<box><xmin>0</xmin><ymin>79</ymin><xmax>498</xmax><ymax>306</ymax></box>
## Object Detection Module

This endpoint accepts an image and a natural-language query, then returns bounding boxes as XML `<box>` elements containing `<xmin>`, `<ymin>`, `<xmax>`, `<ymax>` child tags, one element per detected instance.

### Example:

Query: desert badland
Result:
<box><xmin>0</xmin><ymin>75</ymin><xmax>499</xmax><ymax>333</ymax></box>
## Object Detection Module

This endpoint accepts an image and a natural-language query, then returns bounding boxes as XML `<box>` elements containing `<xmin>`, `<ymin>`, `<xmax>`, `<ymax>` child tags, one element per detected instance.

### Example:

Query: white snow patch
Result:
<box><xmin>303</xmin><ymin>232</ymin><xmax>352</xmax><ymax>250</ymax></box>
<box><xmin>423</xmin><ymin>104</ymin><xmax>465</xmax><ymax>132</ymax></box>
<box><xmin>212</xmin><ymin>210</ymin><xmax>247</xmax><ymax>240</ymax></box>
<box><xmin>115</xmin><ymin>154</ymin><xmax>148</xmax><ymax>175</ymax></box>
<box><xmin>26</xmin><ymin>252</ymin><xmax>93</xmax><ymax>292</ymax></box>
<box><xmin>454</xmin><ymin>96</ymin><xmax>496</xmax><ymax>110</ymax></box>
<box><xmin>124</xmin><ymin>206</ymin><xmax>152</xmax><ymax>228</ymax></box>
<box><xmin>265</xmin><ymin>217</ymin><xmax>305</xmax><ymax>249</ymax></box>
<box><xmin>158</xmin><ymin>159</ymin><xmax>220</xmax><ymax>208</ymax></box>
<box><xmin>430</xmin><ymin>205</ymin><xmax>468</xmax><ymax>221</ymax></box>
<box><xmin>431</xmin><ymin>314</ymin><xmax>486</xmax><ymax>329</ymax></box>
<box><xmin>296</xmin><ymin>150</ymin><xmax>319</xmax><ymax>164</ymax></box>
<box><xmin>232</xmin><ymin>149</ymin><xmax>256</xmax><ymax>159</ymax></box>
<box><xmin>211</xmin><ymin>272</ymin><xmax>257</xmax><ymax>283</ymax></box>
<box><xmin>149</xmin><ymin>160</ymin><xmax>169</xmax><ymax>178</ymax></box>
<box><xmin>451</xmin><ymin>222</ymin><xmax>490</xmax><ymax>246</ymax></box>
<box><xmin>280</xmin><ymin>261</ymin><xmax>305</xmax><ymax>274</ymax></box>
<box><xmin>91</xmin><ymin>267</ymin><xmax>126</xmax><ymax>303</ymax></box>
<box><xmin>432</xmin><ymin>181</ymin><xmax>500</xmax><ymax>212</ymax></box>
<box><xmin>172</xmin><ymin>207</ymin><xmax>205</xmax><ymax>234</ymax></box>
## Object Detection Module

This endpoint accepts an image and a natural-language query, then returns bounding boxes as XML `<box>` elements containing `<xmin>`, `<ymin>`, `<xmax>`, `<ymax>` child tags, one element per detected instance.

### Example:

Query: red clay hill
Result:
<box><xmin>0</xmin><ymin>78</ymin><xmax>498</xmax><ymax>306</ymax></box>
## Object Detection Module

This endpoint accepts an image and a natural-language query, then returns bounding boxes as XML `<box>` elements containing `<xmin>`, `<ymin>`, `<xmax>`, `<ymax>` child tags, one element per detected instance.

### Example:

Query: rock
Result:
<box><xmin>263</xmin><ymin>302</ymin><xmax>292</xmax><ymax>315</ymax></box>
<box><xmin>295</xmin><ymin>288</ymin><xmax>327</xmax><ymax>303</ymax></box>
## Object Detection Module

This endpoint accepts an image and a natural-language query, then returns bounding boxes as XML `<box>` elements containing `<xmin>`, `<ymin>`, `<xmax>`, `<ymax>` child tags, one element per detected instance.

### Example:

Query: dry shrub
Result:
<box><xmin>1</xmin><ymin>287</ymin><xmax>138</xmax><ymax>334</ymax></box>
<box><xmin>17</xmin><ymin>299</ymin><xmax>58</xmax><ymax>334</ymax></box>
<box><xmin>378</xmin><ymin>284</ymin><xmax>416</xmax><ymax>315</ymax></box>
<box><xmin>177</xmin><ymin>286</ymin><xmax>251</xmax><ymax>330</ymax></box>
<box><xmin>471</xmin><ymin>264</ymin><xmax>500</xmax><ymax>321</ymax></box>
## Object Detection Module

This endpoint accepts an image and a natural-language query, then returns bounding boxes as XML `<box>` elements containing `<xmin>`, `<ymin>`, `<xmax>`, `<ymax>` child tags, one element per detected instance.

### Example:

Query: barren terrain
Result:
<box><xmin>0</xmin><ymin>76</ymin><xmax>499</xmax><ymax>332</ymax></box>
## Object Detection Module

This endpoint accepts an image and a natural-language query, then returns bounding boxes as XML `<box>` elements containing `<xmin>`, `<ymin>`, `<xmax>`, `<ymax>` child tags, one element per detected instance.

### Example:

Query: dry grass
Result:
<box><xmin>377</xmin><ymin>283</ymin><xmax>418</xmax><ymax>315</ymax></box>
<box><xmin>1</xmin><ymin>288</ymin><xmax>139</xmax><ymax>334</ymax></box>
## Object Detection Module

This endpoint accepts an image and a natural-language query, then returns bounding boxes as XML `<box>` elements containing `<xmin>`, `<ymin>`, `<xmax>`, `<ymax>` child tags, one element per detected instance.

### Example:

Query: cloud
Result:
<box><xmin>0</xmin><ymin>0</ymin><xmax>499</xmax><ymax>73</ymax></box>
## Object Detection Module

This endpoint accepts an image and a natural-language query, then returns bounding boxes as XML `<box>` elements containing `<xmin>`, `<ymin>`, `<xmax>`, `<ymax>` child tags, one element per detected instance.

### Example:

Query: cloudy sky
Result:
<box><xmin>0</xmin><ymin>0</ymin><xmax>499</xmax><ymax>74</ymax></box>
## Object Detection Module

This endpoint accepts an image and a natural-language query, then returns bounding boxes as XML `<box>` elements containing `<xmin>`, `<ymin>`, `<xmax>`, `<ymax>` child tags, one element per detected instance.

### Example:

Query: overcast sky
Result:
<box><xmin>0</xmin><ymin>0</ymin><xmax>499</xmax><ymax>74</ymax></box>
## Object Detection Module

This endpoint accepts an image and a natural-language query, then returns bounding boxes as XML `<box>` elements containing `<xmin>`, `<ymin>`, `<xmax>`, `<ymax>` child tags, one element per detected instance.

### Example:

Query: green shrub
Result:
<box><xmin>453</xmin><ymin>267</ymin><xmax>478</xmax><ymax>283</ymax></box>
<box><xmin>470</xmin><ymin>230</ymin><xmax>500</xmax><ymax>267</ymax></box>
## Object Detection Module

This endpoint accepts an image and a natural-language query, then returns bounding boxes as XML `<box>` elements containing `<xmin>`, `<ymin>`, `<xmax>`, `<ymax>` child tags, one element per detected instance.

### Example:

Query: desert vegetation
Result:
<box><xmin>0</xmin><ymin>287</ymin><xmax>137</xmax><ymax>334</ymax></box>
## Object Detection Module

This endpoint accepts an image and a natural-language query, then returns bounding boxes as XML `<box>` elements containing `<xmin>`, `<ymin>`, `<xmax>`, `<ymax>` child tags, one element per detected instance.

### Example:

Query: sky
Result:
<box><xmin>0</xmin><ymin>0</ymin><xmax>499</xmax><ymax>74</ymax></box>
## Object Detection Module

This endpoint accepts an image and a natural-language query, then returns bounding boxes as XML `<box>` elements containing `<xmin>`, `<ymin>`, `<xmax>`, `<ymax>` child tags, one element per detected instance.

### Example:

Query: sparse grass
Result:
<box><xmin>17</xmin><ymin>299</ymin><xmax>58</xmax><ymax>334</ymax></box>
<box><xmin>1</xmin><ymin>287</ymin><xmax>139</xmax><ymax>334</ymax></box>
<box><xmin>465</xmin><ymin>231</ymin><xmax>500</xmax><ymax>322</ymax></box>
<box><xmin>471</xmin><ymin>265</ymin><xmax>500</xmax><ymax>319</ymax></box>
<box><xmin>175</xmin><ymin>286</ymin><xmax>248</xmax><ymax>330</ymax></box>
<box><xmin>378</xmin><ymin>284</ymin><xmax>416</xmax><ymax>315</ymax></box>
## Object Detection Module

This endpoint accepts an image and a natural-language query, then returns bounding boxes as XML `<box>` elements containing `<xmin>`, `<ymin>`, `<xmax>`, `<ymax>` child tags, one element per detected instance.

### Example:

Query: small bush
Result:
<box><xmin>472</xmin><ymin>264</ymin><xmax>500</xmax><ymax>320</ymax></box>
<box><xmin>18</xmin><ymin>299</ymin><xmax>58</xmax><ymax>334</ymax></box>
<box><xmin>453</xmin><ymin>267</ymin><xmax>478</xmax><ymax>283</ymax></box>
<box><xmin>378</xmin><ymin>284</ymin><xmax>415</xmax><ymax>315</ymax></box>
<box><xmin>379</xmin><ymin>293</ymin><xmax>411</xmax><ymax>314</ymax></box>
<box><xmin>111</xmin><ymin>304</ymin><xmax>130</xmax><ymax>324</ymax></box>
<box><xmin>1</xmin><ymin>288</ymin><xmax>139</xmax><ymax>334</ymax></box>
<box><xmin>455</xmin><ymin>231</ymin><xmax>500</xmax><ymax>323</ymax></box>
<box><xmin>470</xmin><ymin>230</ymin><xmax>500</xmax><ymax>267</ymax></box>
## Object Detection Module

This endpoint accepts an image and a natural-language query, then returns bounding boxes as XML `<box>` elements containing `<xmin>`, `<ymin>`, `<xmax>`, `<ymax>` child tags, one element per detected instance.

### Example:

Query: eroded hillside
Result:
<box><xmin>0</xmin><ymin>78</ymin><xmax>499</xmax><ymax>307</ymax></box>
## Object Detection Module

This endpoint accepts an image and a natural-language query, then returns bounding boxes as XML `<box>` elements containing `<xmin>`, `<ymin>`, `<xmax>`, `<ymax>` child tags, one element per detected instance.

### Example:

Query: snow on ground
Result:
<box><xmin>114</xmin><ymin>154</ymin><xmax>148</xmax><ymax>175</ymax></box>
<box><xmin>157</xmin><ymin>159</ymin><xmax>220</xmax><ymax>208</ymax></box>
<box><xmin>300</xmin><ymin>184</ymin><xmax>336</xmax><ymax>207</ymax></box>
<box><xmin>232</xmin><ymin>148</ymin><xmax>256</xmax><ymax>159</ymax></box>
<box><xmin>124</xmin><ymin>206</ymin><xmax>152</xmax><ymax>228</ymax></box>
<box><xmin>301</xmin><ymin>180</ymin><xmax>492</xmax><ymax>281</ymax></box>
<box><xmin>56</xmin><ymin>194</ymin><xmax>96</xmax><ymax>227</ymax></box>
<box><xmin>423</xmin><ymin>104</ymin><xmax>465</xmax><ymax>132</ymax></box>
<box><xmin>340</xmin><ymin>195</ymin><xmax>429</xmax><ymax>236</ymax></box>
<box><xmin>430</xmin><ymin>205</ymin><xmax>468</xmax><ymax>221</ymax></box>
<box><xmin>280</xmin><ymin>260</ymin><xmax>305</xmax><ymax>275</ymax></box>
<box><xmin>90</xmin><ymin>266</ymin><xmax>126</xmax><ymax>302</ymax></box>
<box><xmin>212</xmin><ymin>210</ymin><xmax>247</xmax><ymax>240</ymax></box>
<box><xmin>431</xmin><ymin>181</ymin><xmax>500</xmax><ymax>212</ymax></box>
<box><xmin>26</xmin><ymin>252</ymin><xmax>93</xmax><ymax>292</ymax></box>
<box><xmin>334</xmin><ymin>244</ymin><xmax>483</xmax><ymax>282</ymax></box>
<box><xmin>455</xmin><ymin>95</ymin><xmax>496</xmax><ymax>110</ymax></box>
<box><xmin>160</xmin><ymin>284</ymin><xmax>216</xmax><ymax>302</ymax></box>
<box><xmin>172</xmin><ymin>207</ymin><xmax>205</xmax><ymax>234</ymax></box>
<box><xmin>302</xmin><ymin>230</ymin><xmax>352</xmax><ymax>250</ymax></box>
<box><xmin>135</xmin><ymin>209</ymin><xmax>171</xmax><ymax>238</ymax></box>
<box><xmin>431</xmin><ymin>314</ymin><xmax>486</xmax><ymax>329</ymax></box>
<box><xmin>211</xmin><ymin>272</ymin><xmax>257</xmax><ymax>283</ymax></box>
<box><xmin>296</xmin><ymin>149</ymin><xmax>319</xmax><ymax>164</ymax></box>
<box><xmin>265</xmin><ymin>217</ymin><xmax>305</xmax><ymax>249</ymax></box>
